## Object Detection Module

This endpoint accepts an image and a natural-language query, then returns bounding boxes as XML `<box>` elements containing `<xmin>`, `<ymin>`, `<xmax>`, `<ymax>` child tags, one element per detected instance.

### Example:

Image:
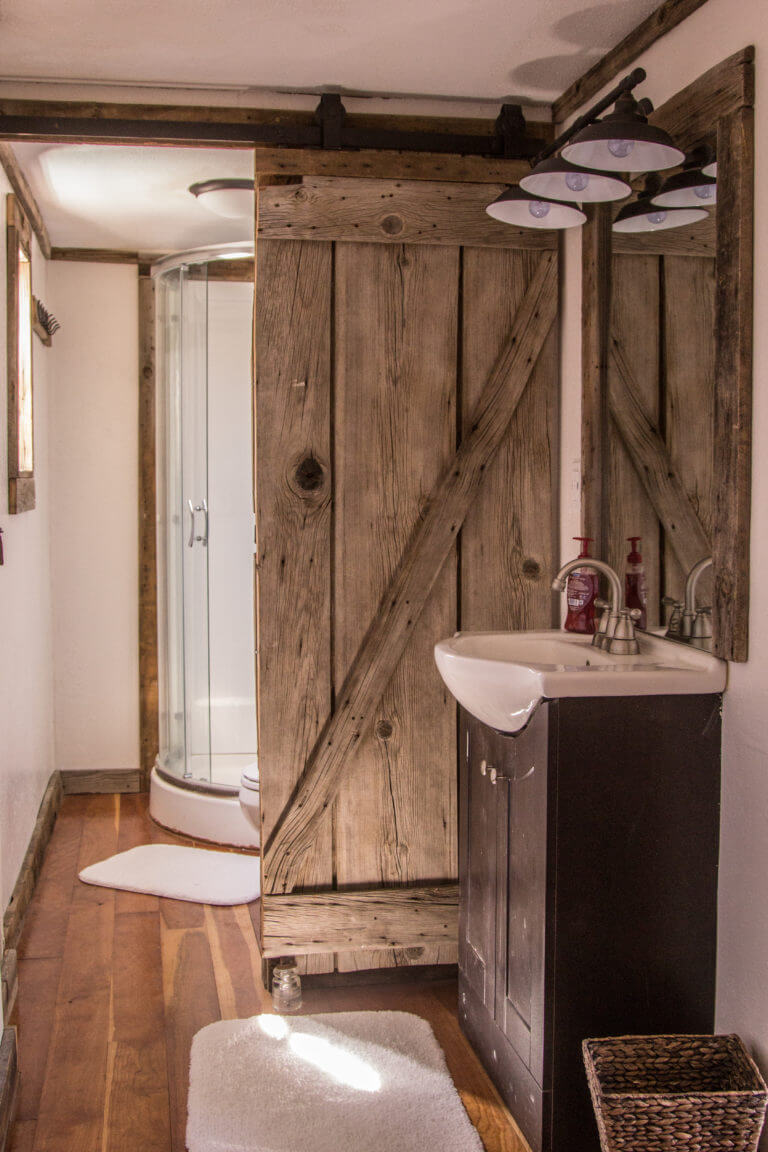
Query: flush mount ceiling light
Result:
<box><xmin>486</xmin><ymin>185</ymin><xmax>586</xmax><ymax>229</ymax></box>
<box><xmin>188</xmin><ymin>179</ymin><xmax>255</xmax><ymax>219</ymax></box>
<box><xmin>613</xmin><ymin>175</ymin><xmax>709</xmax><ymax>233</ymax></box>
<box><xmin>519</xmin><ymin>155</ymin><xmax>631</xmax><ymax>203</ymax></box>
<box><xmin>652</xmin><ymin>146</ymin><xmax>717</xmax><ymax>208</ymax></box>
<box><xmin>561</xmin><ymin>92</ymin><xmax>685</xmax><ymax>174</ymax></box>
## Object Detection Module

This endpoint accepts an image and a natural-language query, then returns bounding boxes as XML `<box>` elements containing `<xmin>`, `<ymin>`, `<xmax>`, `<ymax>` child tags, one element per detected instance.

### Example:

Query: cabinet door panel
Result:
<box><xmin>460</xmin><ymin>716</ymin><xmax>500</xmax><ymax>1014</ymax></box>
<box><xmin>496</xmin><ymin>710</ymin><xmax>548</xmax><ymax>1083</ymax></box>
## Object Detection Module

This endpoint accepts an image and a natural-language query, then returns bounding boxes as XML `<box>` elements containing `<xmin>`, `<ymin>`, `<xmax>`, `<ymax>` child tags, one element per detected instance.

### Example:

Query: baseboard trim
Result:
<box><xmin>301</xmin><ymin>962</ymin><xmax>459</xmax><ymax>990</ymax></box>
<box><xmin>61</xmin><ymin>768</ymin><xmax>142</xmax><ymax>795</ymax></box>
<box><xmin>3</xmin><ymin>771</ymin><xmax>63</xmax><ymax>953</ymax></box>
<box><xmin>0</xmin><ymin>1029</ymin><xmax>19</xmax><ymax>1152</ymax></box>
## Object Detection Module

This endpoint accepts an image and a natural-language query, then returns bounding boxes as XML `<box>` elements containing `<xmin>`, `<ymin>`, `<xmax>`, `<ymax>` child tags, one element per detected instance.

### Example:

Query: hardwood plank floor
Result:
<box><xmin>9</xmin><ymin>795</ymin><xmax>528</xmax><ymax>1152</ymax></box>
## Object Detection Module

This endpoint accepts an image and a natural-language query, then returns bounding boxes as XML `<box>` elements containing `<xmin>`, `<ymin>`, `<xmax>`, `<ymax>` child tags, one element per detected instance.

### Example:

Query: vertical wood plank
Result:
<box><xmin>138</xmin><ymin>274</ymin><xmax>158</xmax><ymax>791</ymax></box>
<box><xmin>33</xmin><ymin>797</ymin><xmax>119</xmax><ymax>1152</ymax></box>
<box><xmin>581</xmin><ymin>204</ymin><xmax>612</xmax><ymax>555</ymax></box>
<box><xmin>714</xmin><ymin>106</ymin><xmax>753</xmax><ymax>661</ymax></box>
<box><xmin>333</xmin><ymin>242</ymin><xmax>459</xmax><ymax>971</ymax></box>
<box><xmin>255</xmin><ymin>238</ymin><xmax>334</xmax><ymax>973</ymax></box>
<box><xmin>107</xmin><ymin>909</ymin><xmax>171</xmax><ymax>1152</ymax></box>
<box><xmin>461</xmin><ymin>247</ymin><xmax>558</xmax><ymax>630</ymax></box>
<box><xmin>663</xmin><ymin>255</ymin><xmax>716</xmax><ymax>604</ymax></box>
<box><xmin>608</xmin><ymin>254</ymin><xmax>661</xmax><ymax>624</ymax></box>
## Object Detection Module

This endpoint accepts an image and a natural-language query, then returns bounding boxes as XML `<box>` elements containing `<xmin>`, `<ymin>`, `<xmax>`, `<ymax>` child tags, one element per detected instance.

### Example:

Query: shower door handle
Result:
<box><xmin>187</xmin><ymin>499</ymin><xmax>208</xmax><ymax>547</ymax></box>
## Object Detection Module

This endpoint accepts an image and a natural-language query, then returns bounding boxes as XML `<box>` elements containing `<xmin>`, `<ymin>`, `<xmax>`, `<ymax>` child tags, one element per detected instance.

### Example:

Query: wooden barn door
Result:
<box><xmin>254</xmin><ymin>178</ymin><xmax>559</xmax><ymax>974</ymax></box>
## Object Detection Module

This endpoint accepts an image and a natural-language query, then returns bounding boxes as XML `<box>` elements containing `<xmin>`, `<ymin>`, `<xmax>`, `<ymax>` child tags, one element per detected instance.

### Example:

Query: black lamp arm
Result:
<box><xmin>535</xmin><ymin>67</ymin><xmax>648</xmax><ymax>165</ymax></box>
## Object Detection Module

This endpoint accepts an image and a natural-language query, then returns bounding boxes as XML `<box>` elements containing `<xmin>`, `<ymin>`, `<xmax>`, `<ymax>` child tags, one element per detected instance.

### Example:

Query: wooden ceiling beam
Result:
<box><xmin>0</xmin><ymin>143</ymin><xmax>50</xmax><ymax>258</ymax></box>
<box><xmin>553</xmin><ymin>0</ymin><xmax>713</xmax><ymax>125</ymax></box>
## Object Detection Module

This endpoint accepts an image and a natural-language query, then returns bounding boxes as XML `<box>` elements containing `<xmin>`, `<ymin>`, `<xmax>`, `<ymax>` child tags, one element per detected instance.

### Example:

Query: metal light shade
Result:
<box><xmin>189</xmin><ymin>179</ymin><xmax>255</xmax><ymax>219</ymax></box>
<box><xmin>702</xmin><ymin>159</ymin><xmax>717</xmax><ymax>178</ymax></box>
<box><xmin>612</xmin><ymin>194</ymin><xmax>708</xmax><ymax>233</ymax></box>
<box><xmin>652</xmin><ymin>147</ymin><xmax>717</xmax><ymax>208</ymax></box>
<box><xmin>519</xmin><ymin>155</ymin><xmax>631</xmax><ymax>203</ymax></box>
<box><xmin>561</xmin><ymin>92</ymin><xmax>685</xmax><ymax>173</ymax></box>
<box><xmin>652</xmin><ymin>170</ymin><xmax>717</xmax><ymax>208</ymax></box>
<box><xmin>486</xmin><ymin>186</ymin><xmax>586</xmax><ymax>230</ymax></box>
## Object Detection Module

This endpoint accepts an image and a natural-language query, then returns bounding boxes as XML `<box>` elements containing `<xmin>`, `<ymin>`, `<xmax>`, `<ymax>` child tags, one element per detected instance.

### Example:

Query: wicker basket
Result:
<box><xmin>583</xmin><ymin>1034</ymin><xmax>768</xmax><ymax>1152</ymax></box>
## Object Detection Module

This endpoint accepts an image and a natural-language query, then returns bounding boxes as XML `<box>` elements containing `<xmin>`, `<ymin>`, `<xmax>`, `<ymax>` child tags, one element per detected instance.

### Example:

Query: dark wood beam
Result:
<box><xmin>553</xmin><ymin>0</ymin><xmax>713</xmax><ymax>124</ymax></box>
<box><xmin>0</xmin><ymin>143</ymin><xmax>50</xmax><ymax>258</ymax></box>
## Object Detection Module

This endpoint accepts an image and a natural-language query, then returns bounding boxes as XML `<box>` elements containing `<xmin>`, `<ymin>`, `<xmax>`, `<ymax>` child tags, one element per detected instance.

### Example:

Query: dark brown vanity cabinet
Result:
<box><xmin>459</xmin><ymin>695</ymin><xmax>722</xmax><ymax>1152</ymax></box>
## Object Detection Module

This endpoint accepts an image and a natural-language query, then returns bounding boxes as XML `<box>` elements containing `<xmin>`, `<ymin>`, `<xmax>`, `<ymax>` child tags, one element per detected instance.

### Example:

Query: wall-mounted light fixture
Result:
<box><xmin>486</xmin><ymin>67</ymin><xmax>712</xmax><ymax>234</ymax></box>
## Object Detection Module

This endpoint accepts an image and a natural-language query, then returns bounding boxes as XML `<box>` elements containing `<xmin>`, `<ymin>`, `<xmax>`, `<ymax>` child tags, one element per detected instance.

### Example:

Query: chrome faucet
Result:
<box><xmin>682</xmin><ymin>556</ymin><xmax>713</xmax><ymax>650</ymax></box>
<box><xmin>552</xmin><ymin>558</ymin><xmax>640</xmax><ymax>655</ymax></box>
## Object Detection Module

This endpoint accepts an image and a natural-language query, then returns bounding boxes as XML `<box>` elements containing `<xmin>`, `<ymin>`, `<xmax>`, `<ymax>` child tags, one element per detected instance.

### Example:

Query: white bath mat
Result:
<box><xmin>187</xmin><ymin>1010</ymin><xmax>483</xmax><ymax>1152</ymax></box>
<box><xmin>78</xmin><ymin>844</ymin><xmax>260</xmax><ymax>905</ymax></box>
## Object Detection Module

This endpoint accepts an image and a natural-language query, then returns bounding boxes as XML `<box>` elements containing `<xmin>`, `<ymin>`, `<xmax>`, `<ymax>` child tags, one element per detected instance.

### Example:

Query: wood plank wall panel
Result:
<box><xmin>608</xmin><ymin>255</ymin><xmax>661</xmax><ymax>624</ymax></box>
<box><xmin>460</xmin><ymin>248</ymin><xmax>558</xmax><ymax>632</ymax></box>
<box><xmin>333</xmin><ymin>243</ymin><xmax>459</xmax><ymax>971</ymax></box>
<box><xmin>255</xmin><ymin>239</ymin><xmax>335</xmax><ymax>975</ymax></box>
<box><xmin>663</xmin><ymin>256</ymin><xmax>716</xmax><ymax>603</ymax></box>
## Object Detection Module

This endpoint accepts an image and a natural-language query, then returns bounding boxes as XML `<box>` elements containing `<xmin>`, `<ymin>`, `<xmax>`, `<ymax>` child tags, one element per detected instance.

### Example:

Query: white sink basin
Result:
<box><xmin>434</xmin><ymin>629</ymin><xmax>726</xmax><ymax>733</ymax></box>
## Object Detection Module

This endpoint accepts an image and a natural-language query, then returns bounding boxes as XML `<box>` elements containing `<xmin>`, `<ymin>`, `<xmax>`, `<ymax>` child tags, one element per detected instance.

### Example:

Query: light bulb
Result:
<box><xmin>646</xmin><ymin>210</ymin><xmax>667</xmax><ymax>225</ymax></box>
<box><xmin>565</xmin><ymin>171</ymin><xmax>590</xmax><ymax>193</ymax></box>
<box><xmin>694</xmin><ymin>184</ymin><xmax>715</xmax><ymax>200</ymax></box>
<box><xmin>528</xmin><ymin>200</ymin><xmax>551</xmax><ymax>219</ymax></box>
<box><xmin>607</xmin><ymin>138</ymin><xmax>635</xmax><ymax>159</ymax></box>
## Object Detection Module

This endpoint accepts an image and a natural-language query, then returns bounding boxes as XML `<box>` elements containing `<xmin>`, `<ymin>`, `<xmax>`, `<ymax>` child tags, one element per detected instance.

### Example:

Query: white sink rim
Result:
<box><xmin>434</xmin><ymin>628</ymin><xmax>726</xmax><ymax>734</ymax></box>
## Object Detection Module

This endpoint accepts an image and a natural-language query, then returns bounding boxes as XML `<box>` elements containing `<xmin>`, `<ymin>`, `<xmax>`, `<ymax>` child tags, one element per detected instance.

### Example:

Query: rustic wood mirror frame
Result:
<box><xmin>6</xmin><ymin>193</ymin><xmax>36</xmax><ymax>514</ymax></box>
<box><xmin>580</xmin><ymin>47</ymin><xmax>754</xmax><ymax>661</ymax></box>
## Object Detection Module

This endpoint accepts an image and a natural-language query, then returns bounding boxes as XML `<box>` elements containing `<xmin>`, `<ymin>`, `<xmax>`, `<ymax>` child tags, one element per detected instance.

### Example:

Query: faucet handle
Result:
<box><xmin>626</xmin><ymin>607</ymin><xmax>642</xmax><ymax>622</ymax></box>
<box><xmin>594</xmin><ymin>598</ymin><xmax>611</xmax><ymax>610</ymax></box>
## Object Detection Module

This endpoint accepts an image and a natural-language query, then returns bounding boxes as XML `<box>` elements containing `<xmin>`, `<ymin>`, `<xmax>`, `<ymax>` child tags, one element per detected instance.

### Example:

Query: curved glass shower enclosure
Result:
<box><xmin>153</xmin><ymin>243</ymin><xmax>257</xmax><ymax>795</ymax></box>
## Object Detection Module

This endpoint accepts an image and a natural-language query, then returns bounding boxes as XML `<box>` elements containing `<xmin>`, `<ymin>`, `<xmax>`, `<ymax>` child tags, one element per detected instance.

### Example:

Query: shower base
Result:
<box><xmin>149</xmin><ymin>765</ymin><xmax>259</xmax><ymax>849</ymax></box>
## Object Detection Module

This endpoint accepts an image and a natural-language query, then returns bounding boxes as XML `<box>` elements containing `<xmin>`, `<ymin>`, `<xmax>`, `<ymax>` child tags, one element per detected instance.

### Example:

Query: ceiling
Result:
<box><xmin>4</xmin><ymin>0</ymin><xmax>661</xmax><ymax>252</ymax></box>
<box><xmin>13</xmin><ymin>143</ymin><xmax>254</xmax><ymax>253</ymax></box>
<box><xmin>0</xmin><ymin>0</ymin><xmax>659</xmax><ymax>103</ymax></box>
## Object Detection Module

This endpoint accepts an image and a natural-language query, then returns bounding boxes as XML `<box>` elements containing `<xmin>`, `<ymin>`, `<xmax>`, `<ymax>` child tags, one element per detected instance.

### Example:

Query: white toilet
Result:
<box><xmin>238</xmin><ymin>764</ymin><xmax>261</xmax><ymax>845</ymax></box>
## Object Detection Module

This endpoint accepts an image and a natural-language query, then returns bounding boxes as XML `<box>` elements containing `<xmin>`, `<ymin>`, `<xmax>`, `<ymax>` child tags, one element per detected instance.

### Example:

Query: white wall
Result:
<box><xmin>559</xmin><ymin>0</ymin><xmax>768</xmax><ymax>1092</ymax></box>
<box><xmin>47</xmin><ymin>262</ymin><xmax>140</xmax><ymax>775</ymax></box>
<box><xmin>0</xmin><ymin>174</ymin><xmax>55</xmax><ymax>914</ymax></box>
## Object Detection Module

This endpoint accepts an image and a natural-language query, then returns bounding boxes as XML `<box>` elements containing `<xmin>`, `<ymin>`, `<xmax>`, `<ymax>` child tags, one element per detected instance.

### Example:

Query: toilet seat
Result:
<box><xmin>240</xmin><ymin>765</ymin><xmax>260</xmax><ymax>792</ymax></box>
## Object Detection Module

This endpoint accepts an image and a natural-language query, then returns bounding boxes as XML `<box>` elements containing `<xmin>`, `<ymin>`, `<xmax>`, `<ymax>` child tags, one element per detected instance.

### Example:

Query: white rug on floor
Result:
<box><xmin>78</xmin><ymin>844</ymin><xmax>260</xmax><ymax>905</ymax></box>
<box><xmin>187</xmin><ymin>1010</ymin><xmax>483</xmax><ymax>1152</ymax></box>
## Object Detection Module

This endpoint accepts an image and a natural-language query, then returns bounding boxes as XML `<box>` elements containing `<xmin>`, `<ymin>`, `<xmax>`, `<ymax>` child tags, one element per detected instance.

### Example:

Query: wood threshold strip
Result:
<box><xmin>0</xmin><ymin>143</ymin><xmax>50</xmax><ymax>259</ymax></box>
<box><xmin>261</xmin><ymin>885</ymin><xmax>459</xmax><ymax>958</ymax></box>
<box><xmin>264</xmin><ymin>252</ymin><xmax>558</xmax><ymax>895</ymax></box>
<box><xmin>553</xmin><ymin>0</ymin><xmax>713</xmax><ymax>124</ymax></box>
<box><xmin>609</xmin><ymin>340</ymin><xmax>710</xmax><ymax>574</ymax></box>
<box><xmin>2</xmin><ymin>772</ymin><xmax>63</xmax><ymax>953</ymax></box>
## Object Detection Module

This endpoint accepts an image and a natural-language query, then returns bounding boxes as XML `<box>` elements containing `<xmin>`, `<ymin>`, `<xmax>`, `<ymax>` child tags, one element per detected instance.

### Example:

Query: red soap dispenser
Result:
<box><xmin>625</xmin><ymin>536</ymin><xmax>647</xmax><ymax>629</ymax></box>
<box><xmin>564</xmin><ymin>537</ymin><xmax>599</xmax><ymax>634</ymax></box>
